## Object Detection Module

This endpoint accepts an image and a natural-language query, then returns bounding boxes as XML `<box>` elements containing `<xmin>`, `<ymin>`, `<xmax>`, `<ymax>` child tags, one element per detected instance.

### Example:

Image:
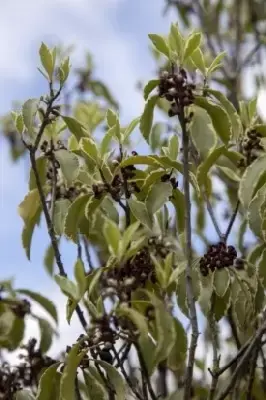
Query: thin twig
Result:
<box><xmin>119</xmin><ymin>143</ymin><xmax>131</xmax><ymax>227</ymax></box>
<box><xmin>77</xmin><ymin>235</ymin><xmax>82</xmax><ymax>259</ymax></box>
<box><xmin>227</xmin><ymin>306</ymin><xmax>241</xmax><ymax>350</ymax></box>
<box><xmin>50</xmin><ymin>140</ymin><xmax>57</xmax><ymax>221</ymax></box>
<box><xmin>224</xmin><ymin>201</ymin><xmax>240</xmax><ymax>242</ymax></box>
<box><xmin>246</xmin><ymin>346</ymin><xmax>260</xmax><ymax>400</ymax></box>
<box><xmin>158</xmin><ymin>362</ymin><xmax>168</xmax><ymax>398</ymax></box>
<box><xmin>179</xmin><ymin>108</ymin><xmax>199</xmax><ymax>400</ymax></box>
<box><xmin>112</xmin><ymin>345</ymin><xmax>143</xmax><ymax>400</ymax></box>
<box><xmin>82</xmin><ymin>236</ymin><xmax>94</xmax><ymax>272</ymax></box>
<box><xmin>135</xmin><ymin>342</ymin><xmax>157</xmax><ymax>400</ymax></box>
<box><xmin>216</xmin><ymin>319</ymin><xmax>266</xmax><ymax>400</ymax></box>
<box><xmin>208</xmin><ymin>295</ymin><xmax>220</xmax><ymax>400</ymax></box>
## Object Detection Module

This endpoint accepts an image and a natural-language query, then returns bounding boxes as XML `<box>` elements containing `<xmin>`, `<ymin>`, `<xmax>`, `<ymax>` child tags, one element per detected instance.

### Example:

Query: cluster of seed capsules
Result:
<box><xmin>101</xmin><ymin>237</ymin><xmax>171</xmax><ymax>302</ymax></box>
<box><xmin>9</xmin><ymin>299</ymin><xmax>31</xmax><ymax>319</ymax></box>
<box><xmin>238</xmin><ymin>129</ymin><xmax>264</xmax><ymax>167</ymax></box>
<box><xmin>158</xmin><ymin>68</ymin><xmax>195</xmax><ymax>117</ymax></box>
<box><xmin>199</xmin><ymin>242</ymin><xmax>244</xmax><ymax>277</ymax></box>
<box><xmin>0</xmin><ymin>338</ymin><xmax>55</xmax><ymax>397</ymax></box>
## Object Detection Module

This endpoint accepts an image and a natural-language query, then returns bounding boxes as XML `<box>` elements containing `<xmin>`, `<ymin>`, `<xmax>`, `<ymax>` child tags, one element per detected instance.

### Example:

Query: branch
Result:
<box><xmin>247</xmin><ymin>346</ymin><xmax>260</xmax><ymax>400</ymax></box>
<box><xmin>224</xmin><ymin>201</ymin><xmax>240</xmax><ymax>242</ymax></box>
<box><xmin>179</xmin><ymin>108</ymin><xmax>199</xmax><ymax>400</ymax></box>
<box><xmin>135</xmin><ymin>342</ymin><xmax>157</xmax><ymax>400</ymax></box>
<box><xmin>207</xmin><ymin>295</ymin><xmax>220</xmax><ymax>400</ymax></box>
<box><xmin>82</xmin><ymin>236</ymin><xmax>94</xmax><ymax>272</ymax></box>
<box><xmin>216</xmin><ymin>319</ymin><xmax>266</xmax><ymax>400</ymax></box>
<box><xmin>119</xmin><ymin>143</ymin><xmax>131</xmax><ymax>227</ymax></box>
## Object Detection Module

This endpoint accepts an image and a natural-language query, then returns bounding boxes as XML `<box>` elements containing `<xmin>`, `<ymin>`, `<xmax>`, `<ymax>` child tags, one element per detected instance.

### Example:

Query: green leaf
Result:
<box><xmin>120</xmin><ymin>155</ymin><xmax>161</xmax><ymax>168</ymax></box>
<box><xmin>59</xmin><ymin>343</ymin><xmax>86</xmax><ymax>400</ymax></box>
<box><xmin>119</xmin><ymin>221</ymin><xmax>140</xmax><ymax>259</ymax></box>
<box><xmin>100</xmin><ymin>125</ymin><xmax>116</xmax><ymax>155</ymax></box>
<box><xmin>22</xmin><ymin>98</ymin><xmax>39</xmax><ymax>136</ymax></box>
<box><xmin>38</xmin><ymin>318</ymin><xmax>54</xmax><ymax>353</ymax></box>
<box><xmin>238</xmin><ymin>155</ymin><xmax>266</xmax><ymax>208</ymax></box>
<box><xmin>0</xmin><ymin>308</ymin><xmax>15</xmax><ymax>338</ymax></box>
<box><xmin>55</xmin><ymin>275</ymin><xmax>79</xmax><ymax>300</ymax></box>
<box><xmin>7</xmin><ymin>318</ymin><xmax>25</xmax><ymax>350</ymax></box>
<box><xmin>258</xmin><ymin>249</ymin><xmax>266</xmax><ymax>288</ymax></box>
<box><xmin>168</xmin><ymin>23</ymin><xmax>184</xmax><ymax>60</ymax></box>
<box><xmin>80</xmin><ymin>137</ymin><xmax>99</xmax><ymax>164</ymax></box>
<box><xmin>148</xmin><ymin>34</ymin><xmax>169</xmax><ymax>58</ymax></box>
<box><xmin>140</xmin><ymin>95</ymin><xmax>159</xmax><ymax>143</ymax></box>
<box><xmin>103</xmin><ymin>218</ymin><xmax>120</xmax><ymax>256</ymax></box>
<box><xmin>128</xmin><ymin>198</ymin><xmax>153</xmax><ymax>230</ymax></box>
<box><xmin>189</xmin><ymin>106</ymin><xmax>217</xmax><ymax>157</ymax></box>
<box><xmin>39</xmin><ymin>43</ymin><xmax>54</xmax><ymax>81</ymax></box>
<box><xmin>167</xmin><ymin>318</ymin><xmax>187</xmax><ymax>371</ymax></box>
<box><xmin>190</xmin><ymin>48</ymin><xmax>206</xmax><ymax>75</ymax></box>
<box><xmin>16</xmin><ymin>289</ymin><xmax>58</xmax><ymax>324</ymax></box>
<box><xmin>147</xmin><ymin>292</ymin><xmax>175</xmax><ymax>367</ymax></box>
<box><xmin>194</xmin><ymin>97</ymin><xmax>231</xmax><ymax>144</ymax></box>
<box><xmin>15</xmin><ymin>390</ymin><xmax>36</xmax><ymax>400</ymax></box>
<box><xmin>18</xmin><ymin>189</ymin><xmax>40</xmax><ymax>225</ymax></box>
<box><xmin>83</xmin><ymin>368</ymin><xmax>108</xmax><ymax>400</ymax></box>
<box><xmin>213</xmin><ymin>269</ymin><xmax>230</xmax><ymax>297</ymax></box>
<box><xmin>44</xmin><ymin>244</ymin><xmax>56</xmax><ymax>276</ymax></box>
<box><xmin>248</xmin><ymin>183</ymin><xmax>266</xmax><ymax>238</ymax></box>
<box><xmin>146</xmin><ymin>182</ymin><xmax>172</xmax><ymax>216</ymax></box>
<box><xmin>64</xmin><ymin>195</ymin><xmax>91</xmax><ymax>242</ymax></box>
<box><xmin>184</xmin><ymin>32</ymin><xmax>202</xmax><ymax>61</ymax></box>
<box><xmin>74</xmin><ymin>259</ymin><xmax>87</xmax><ymax>297</ymax></box>
<box><xmin>143</xmin><ymin>79</ymin><xmax>160</xmax><ymax>101</ymax></box>
<box><xmin>97</xmin><ymin>361</ymin><xmax>126</xmax><ymax>400</ymax></box>
<box><xmin>22</xmin><ymin>206</ymin><xmax>42</xmax><ymax>260</ymax></box>
<box><xmin>106</xmin><ymin>108</ymin><xmax>117</xmax><ymax>127</ymax></box>
<box><xmin>61</xmin><ymin>116</ymin><xmax>89</xmax><ymax>141</ymax></box>
<box><xmin>59</xmin><ymin>57</ymin><xmax>70</xmax><ymax>85</ymax></box>
<box><xmin>207</xmin><ymin>51</ymin><xmax>226</xmax><ymax>74</ymax></box>
<box><xmin>54</xmin><ymin>149</ymin><xmax>80</xmax><ymax>185</ymax></box>
<box><xmin>167</xmin><ymin>134</ymin><xmax>179</xmax><ymax>160</ymax></box>
<box><xmin>213</xmin><ymin>287</ymin><xmax>231</xmax><ymax>322</ymax></box>
<box><xmin>29</xmin><ymin>156</ymin><xmax>48</xmax><ymax>190</ymax></box>
<box><xmin>36</xmin><ymin>363</ymin><xmax>60</xmax><ymax>400</ymax></box>
<box><xmin>170</xmin><ymin>189</ymin><xmax>185</xmax><ymax>233</ymax></box>
<box><xmin>54</xmin><ymin>199</ymin><xmax>71</xmax><ymax>235</ymax></box>
<box><xmin>90</xmin><ymin>80</ymin><xmax>117</xmax><ymax>108</ymax></box>
<box><xmin>15</xmin><ymin>113</ymin><xmax>25</xmax><ymax>134</ymax></box>
<box><xmin>123</xmin><ymin>116</ymin><xmax>141</xmax><ymax>140</ymax></box>
<box><xmin>197</xmin><ymin>146</ymin><xmax>226</xmax><ymax>188</ymax></box>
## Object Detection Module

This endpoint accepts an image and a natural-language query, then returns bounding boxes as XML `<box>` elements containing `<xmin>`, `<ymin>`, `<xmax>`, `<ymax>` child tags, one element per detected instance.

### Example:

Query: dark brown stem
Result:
<box><xmin>227</xmin><ymin>307</ymin><xmax>241</xmax><ymax>350</ymax></box>
<box><xmin>135</xmin><ymin>342</ymin><xmax>157</xmax><ymax>400</ymax></box>
<box><xmin>246</xmin><ymin>347</ymin><xmax>259</xmax><ymax>400</ymax></box>
<box><xmin>82</xmin><ymin>236</ymin><xmax>94</xmax><ymax>271</ymax></box>
<box><xmin>208</xmin><ymin>295</ymin><xmax>220</xmax><ymax>400</ymax></box>
<box><xmin>224</xmin><ymin>201</ymin><xmax>240</xmax><ymax>242</ymax></box>
<box><xmin>158</xmin><ymin>362</ymin><xmax>168</xmax><ymax>398</ymax></box>
<box><xmin>179</xmin><ymin>108</ymin><xmax>199</xmax><ymax>400</ymax></box>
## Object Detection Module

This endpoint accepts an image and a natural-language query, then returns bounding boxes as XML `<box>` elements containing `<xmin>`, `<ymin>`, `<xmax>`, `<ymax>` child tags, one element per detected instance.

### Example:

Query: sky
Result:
<box><xmin>1</xmin><ymin>0</ymin><xmax>266</xmax><ymax>365</ymax></box>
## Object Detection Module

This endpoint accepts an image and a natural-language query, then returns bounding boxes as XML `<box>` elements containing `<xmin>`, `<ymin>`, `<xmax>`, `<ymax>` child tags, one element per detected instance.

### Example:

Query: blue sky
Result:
<box><xmin>1</xmin><ymin>0</ymin><xmax>266</xmax><ymax>360</ymax></box>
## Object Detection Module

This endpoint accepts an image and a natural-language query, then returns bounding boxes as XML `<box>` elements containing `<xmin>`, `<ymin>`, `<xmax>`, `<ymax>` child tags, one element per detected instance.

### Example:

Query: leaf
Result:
<box><xmin>90</xmin><ymin>80</ymin><xmax>117</xmax><ymax>107</ymax></box>
<box><xmin>83</xmin><ymin>368</ymin><xmax>108</xmax><ymax>400</ymax></box>
<box><xmin>170</xmin><ymin>189</ymin><xmax>185</xmax><ymax>233</ymax></box>
<box><xmin>146</xmin><ymin>182</ymin><xmax>172</xmax><ymax>217</ymax></box>
<box><xmin>22</xmin><ymin>99</ymin><xmax>39</xmax><ymax>136</ymax></box>
<box><xmin>53</xmin><ymin>199</ymin><xmax>71</xmax><ymax>235</ymax></box>
<box><xmin>167</xmin><ymin>134</ymin><xmax>179</xmax><ymax>160</ymax></box>
<box><xmin>54</xmin><ymin>150</ymin><xmax>80</xmax><ymax>185</ymax></box>
<box><xmin>97</xmin><ymin>361</ymin><xmax>126</xmax><ymax>400</ymax></box>
<box><xmin>22</xmin><ymin>206</ymin><xmax>42</xmax><ymax>260</ymax></box>
<box><xmin>168</xmin><ymin>23</ymin><xmax>184</xmax><ymax>60</ymax></box>
<box><xmin>61</xmin><ymin>116</ymin><xmax>89</xmax><ymax>141</ymax></box>
<box><xmin>258</xmin><ymin>249</ymin><xmax>266</xmax><ymax>288</ymax></box>
<box><xmin>59</xmin><ymin>57</ymin><xmax>70</xmax><ymax>85</ymax></box>
<box><xmin>184</xmin><ymin>32</ymin><xmax>202</xmax><ymax>61</ymax></box>
<box><xmin>106</xmin><ymin>109</ymin><xmax>117</xmax><ymax>127</ymax></box>
<box><xmin>197</xmin><ymin>146</ymin><xmax>226</xmax><ymax>188</ymax></box>
<box><xmin>239</xmin><ymin>155</ymin><xmax>266</xmax><ymax>209</ymax></box>
<box><xmin>213</xmin><ymin>269</ymin><xmax>230</xmax><ymax>297</ymax></box>
<box><xmin>18</xmin><ymin>189</ymin><xmax>40</xmax><ymax>225</ymax></box>
<box><xmin>194</xmin><ymin>97</ymin><xmax>231</xmax><ymax>144</ymax></box>
<box><xmin>189</xmin><ymin>106</ymin><xmax>217</xmax><ymax>157</ymax></box>
<box><xmin>80</xmin><ymin>137</ymin><xmax>99</xmax><ymax>163</ymax></box>
<box><xmin>103</xmin><ymin>218</ymin><xmax>120</xmax><ymax>256</ymax></box>
<box><xmin>15</xmin><ymin>113</ymin><xmax>25</xmax><ymax>134</ymax></box>
<box><xmin>248</xmin><ymin>183</ymin><xmax>266</xmax><ymax>238</ymax></box>
<box><xmin>55</xmin><ymin>275</ymin><xmax>79</xmax><ymax>300</ymax></box>
<box><xmin>38</xmin><ymin>318</ymin><xmax>54</xmax><ymax>353</ymax></box>
<box><xmin>39</xmin><ymin>43</ymin><xmax>54</xmax><ymax>80</ymax></box>
<box><xmin>140</xmin><ymin>95</ymin><xmax>159</xmax><ymax>143</ymax></box>
<box><xmin>44</xmin><ymin>244</ymin><xmax>56</xmax><ymax>276</ymax></box>
<box><xmin>7</xmin><ymin>318</ymin><xmax>25</xmax><ymax>350</ymax></box>
<box><xmin>74</xmin><ymin>259</ymin><xmax>86</xmax><ymax>297</ymax></box>
<box><xmin>59</xmin><ymin>343</ymin><xmax>86</xmax><ymax>400</ymax></box>
<box><xmin>15</xmin><ymin>390</ymin><xmax>36</xmax><ymax>400</ymax></box>
<box><xmin>207</xmin><ymin>51</ymin><xmax>226</xmax><ymax>74</ymax></box>
<box><xmin>29</xmin><ymin>156</ymin><xmax>48</xmax><ymax>190</ymax></box>
<box><xmin>123</xmin><ymin>116</ymin><xmax>141</xmax><ymax>140</ymax></box>
<box><xmin>144</xmin><ymin>79</ymin><xmax>160</xmax><ymax>100</ymax></box>
<box><xmin>190</xmin><ymin>48</ymin><xmax>206</xmax><ymax>74</ymax></box>
<box><xmin>119</xmin><ymin>221</ymin><xmax>140</xmax><ymax>259</ymax></box>
<box><xmin>16</xmin><ymin>289</ymin><xmax>58</xmax><ymax>324</ymax></box>
<box><xmin>147</xmin><ymin>292</ymin><xmax>175</xmax><ymax>367</ymax></box>
<box><xmin>213</xmin><ymin>287</ymin><xmax>231</xmax><ymax>321</ymax></box>
<box><xmin>148</xmin><ymin>34</ymin><xmax>169</xmax><ymax>58</ymax></box>
<box><xmin>100</xmin><ymin>125</ymin><xmax>116</xmax><ymax>155</ymax></box>
<box><xmin>167</xmin><ymin>318</ymin><xmax>187</xmax><ymax>371</ymax></box>
<box><xmin>36</xmin><ymin>363</ymin><xmax>60</xmax><ymax>400</ymax></box>
<box><xmin>128</xmin><ymin>198</ymin><xmax>153</xmax><ymax>230</ymax></box>
<box><xmin>64</xmin><ymin>195</ymin><xmax>91</xmax><ymax>242</ymax></box>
